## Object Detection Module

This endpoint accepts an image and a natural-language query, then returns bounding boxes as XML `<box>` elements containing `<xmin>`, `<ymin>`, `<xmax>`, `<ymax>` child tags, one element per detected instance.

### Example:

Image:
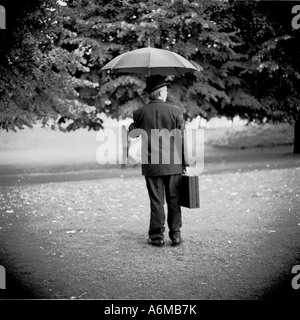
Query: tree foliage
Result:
<box><xmin>57</xmin><ymin>0</ymin><xmax>300</xmax><ymax>127</ymax></box>
<box><xmin>0</xmin><ymin>0</ymin><xmax>101</xmax><ymax>131</ymax></box>
<box><xmin>0</xmin><ymin>0</ymin><xmax>299</xmax><ymax>132</ymax></box>
<box><xmin>225</xmin><ymin>0</ymin><xmax>300</xmax><ymax>124</ymax></box>
<box><xmin>55</xmin><ymin>0</ymin><xmax>247</xmax><ymax>127</ymax></box>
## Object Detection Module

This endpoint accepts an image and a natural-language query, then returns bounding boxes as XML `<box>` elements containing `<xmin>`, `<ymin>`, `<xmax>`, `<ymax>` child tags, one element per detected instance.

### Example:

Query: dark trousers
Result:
<box><xmin>145</xmin><ymin>174</ymin><xmax>182</xmax><ymax>241</ymax></box>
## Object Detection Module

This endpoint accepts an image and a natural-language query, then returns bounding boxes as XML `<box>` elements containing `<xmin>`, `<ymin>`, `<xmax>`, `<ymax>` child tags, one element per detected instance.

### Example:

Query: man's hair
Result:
<box><xmin>148</xmin><ymin>86</ymin><xmax>164</xmax><ymax>100</ymax></box>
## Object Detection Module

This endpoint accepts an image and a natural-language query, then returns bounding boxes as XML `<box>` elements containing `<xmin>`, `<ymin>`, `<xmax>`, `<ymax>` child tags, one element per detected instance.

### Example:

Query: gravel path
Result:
<box><xmin>1</xmin><ymin>166</ymin><xmax>300</xmax><ymax>299</ymax></box>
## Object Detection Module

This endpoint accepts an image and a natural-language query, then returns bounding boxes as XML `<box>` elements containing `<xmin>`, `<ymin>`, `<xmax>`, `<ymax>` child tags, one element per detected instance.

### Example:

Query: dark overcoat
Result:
<box><xmin>129</xmin><ymin>99</ymin><xmax>189</xmax><ymax>176</ymax></box>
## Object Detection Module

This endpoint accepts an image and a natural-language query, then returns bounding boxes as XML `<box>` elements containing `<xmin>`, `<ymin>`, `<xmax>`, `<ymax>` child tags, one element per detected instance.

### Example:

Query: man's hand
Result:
<box><xmin>128</xmin><ymin>122</ymin><xmax>140</xmax><ymax>139</ymax></box>
<box><xmin>183</xmin><ymin>166</ymin><xmax>190</xmax><ymax>175</ymax></box>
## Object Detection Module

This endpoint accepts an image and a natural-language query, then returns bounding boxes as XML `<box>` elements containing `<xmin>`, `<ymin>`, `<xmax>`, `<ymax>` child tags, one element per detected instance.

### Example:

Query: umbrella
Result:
<box><xmin>100</xmin><ymin>46</ymin><xmax>201</xmax><ymax>76</ymax></box>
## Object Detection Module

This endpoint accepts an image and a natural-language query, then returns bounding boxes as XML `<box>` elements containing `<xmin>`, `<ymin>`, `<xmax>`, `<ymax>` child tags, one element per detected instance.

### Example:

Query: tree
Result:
<box><xmin>2</xmin><ymin>0</ymin><xmax>299</xmax><ymax>153</ymax></box>
<box><xmin>223</xmin><ymin>0</ymin><xmax>300</xmax><ymax>153</ymax></box>
<box><xmin>0</xmin><ymin>0</ymin><xmax>100</xmax><ymax>131</ymax></box>
<box><xmin>58</xmin><ymin>0</ymin><xmax>298</xmax><ymax>134</ymax></box>
<box><xmin>0</xmin><ymin>0</ymin><xmax>266</xmax><ymax>131</ymax></box>
<box><xmin>54</xmin><ymin>0</ymin><xmax>244</xmax><ymax>127</ymax></box>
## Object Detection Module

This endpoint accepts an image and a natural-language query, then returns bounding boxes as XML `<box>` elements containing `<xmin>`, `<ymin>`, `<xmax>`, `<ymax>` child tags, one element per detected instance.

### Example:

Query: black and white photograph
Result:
<box><xmin>0</xmin><ymin>0</ymin><xmax>300</xmax><ymax>312</ymax></box>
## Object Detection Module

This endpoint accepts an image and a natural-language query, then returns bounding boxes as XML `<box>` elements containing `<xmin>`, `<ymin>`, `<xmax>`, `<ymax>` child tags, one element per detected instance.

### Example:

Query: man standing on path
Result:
<box><xmin>129</xmin><ymin>75</ymin><xmax>189</xmax><ymax>247</ymax></box>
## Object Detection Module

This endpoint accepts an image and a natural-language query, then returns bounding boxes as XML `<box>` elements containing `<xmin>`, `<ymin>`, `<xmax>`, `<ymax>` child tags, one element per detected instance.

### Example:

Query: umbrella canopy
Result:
<box><xmin>101</xmin><ymin>47</ymin><xmax>201</xmax><ymax>76</ymax></box>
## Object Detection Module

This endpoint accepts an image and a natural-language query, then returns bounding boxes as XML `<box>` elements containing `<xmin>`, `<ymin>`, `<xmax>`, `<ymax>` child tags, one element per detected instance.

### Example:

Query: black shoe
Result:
<box><xmin>172</xmin><ymin>237</ymin><xmax>182</xmax><ymax>246</ymax></box>
<box><xmin>147</xmin><ymin>238</ymin><xmax>165</xmax><ymax>247</ymax></box>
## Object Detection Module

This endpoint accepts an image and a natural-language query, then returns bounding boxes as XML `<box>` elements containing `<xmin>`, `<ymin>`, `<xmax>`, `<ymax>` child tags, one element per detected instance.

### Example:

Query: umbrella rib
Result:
<box><xmin>148</xmin><ymin>48</ymin><xmax>151</xmax><ymax>76</ymax></box>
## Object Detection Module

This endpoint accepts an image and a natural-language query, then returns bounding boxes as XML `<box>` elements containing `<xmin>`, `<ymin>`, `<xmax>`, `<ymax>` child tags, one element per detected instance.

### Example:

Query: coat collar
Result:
<box><xmin>148</xmin><ymin>99</ymin><xmax>165</xmax><ymax>104</ymax></box>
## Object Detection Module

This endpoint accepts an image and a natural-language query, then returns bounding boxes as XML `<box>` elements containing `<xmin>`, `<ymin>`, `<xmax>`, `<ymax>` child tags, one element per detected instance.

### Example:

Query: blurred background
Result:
<box><xmin>0</xmin><ymin>114</ymin><xmax>294</xmax><ymax>176</ymax></box>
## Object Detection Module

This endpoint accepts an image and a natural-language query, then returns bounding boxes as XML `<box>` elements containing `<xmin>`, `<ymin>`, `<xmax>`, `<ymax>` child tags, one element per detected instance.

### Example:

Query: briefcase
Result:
<box><xmin>179</xmin><ymin>175</ymin><xmax>200</xmax><ymax>209</ymax></box>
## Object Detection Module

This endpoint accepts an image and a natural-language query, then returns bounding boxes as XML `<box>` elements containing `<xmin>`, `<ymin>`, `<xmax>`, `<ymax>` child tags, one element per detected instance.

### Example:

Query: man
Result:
<box><xmin>129</xmin><ymin>75</ymin><xmax>189</xmax><ymax>247</ymax></box>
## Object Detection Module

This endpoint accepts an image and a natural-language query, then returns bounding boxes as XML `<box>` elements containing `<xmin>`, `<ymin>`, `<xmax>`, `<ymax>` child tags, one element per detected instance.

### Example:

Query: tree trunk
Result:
<box><xmin>294</xmin><ymin>119</ymin><xmax>300</xmax><ymax>154</ymax></box>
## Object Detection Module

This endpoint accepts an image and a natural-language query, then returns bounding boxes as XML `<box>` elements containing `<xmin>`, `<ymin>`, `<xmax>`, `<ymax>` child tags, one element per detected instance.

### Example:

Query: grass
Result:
<box><xmin>204</xmin><ymin>123</ymin><xmax>294</xmax><ymax>149</ymax></box>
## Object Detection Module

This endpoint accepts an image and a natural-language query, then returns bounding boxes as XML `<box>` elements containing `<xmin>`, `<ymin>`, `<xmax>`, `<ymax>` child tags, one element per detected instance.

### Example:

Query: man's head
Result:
<box><xmin>144</xmin><ymin>75</ymin><xmax>170</xmax><ymax>102</ymax></box>
<box><xmin>148</xmin><ymin>85</ymin><xmax>168</xmax><ymax>102</ymax></box>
